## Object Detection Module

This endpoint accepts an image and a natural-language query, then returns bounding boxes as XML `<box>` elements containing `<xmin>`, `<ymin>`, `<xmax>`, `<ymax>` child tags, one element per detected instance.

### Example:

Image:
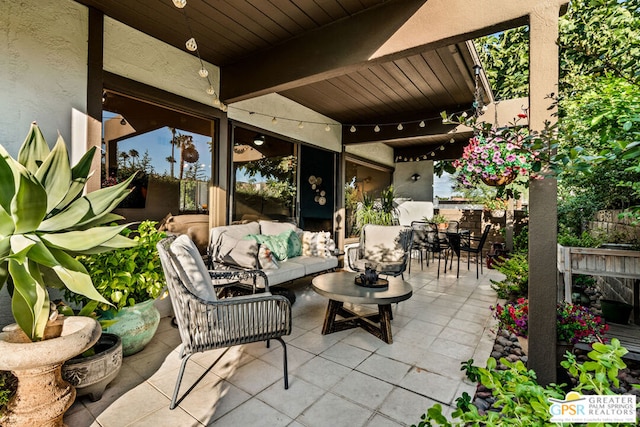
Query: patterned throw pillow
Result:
<box><xmin>258</xmin><ymin>245</ymin><xmax>279</xmax><ymax>269</ymax></box>
<box><xmin>302</xmin><ymin>231</ymin><xmax>336</xmax><ymax>258</ymax></box>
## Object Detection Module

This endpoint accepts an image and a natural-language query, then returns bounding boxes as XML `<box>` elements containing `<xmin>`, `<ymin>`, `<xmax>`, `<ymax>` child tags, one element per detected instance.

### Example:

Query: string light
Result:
<box><xmin>172</xmin><ymin>0</ymin><xmax>187</xmax><ymax>8</ymax></box>
<box><xmin>350</xmin><ymin>125</ymin><xmax>356</xmax><ymax>133</ymax></box>
<box><xmin>206</xmin><ymin>86</ymin><xmax>215</xmax><ymax>95</ymax></box>
<box><xmin>185</xmin><ymin>37</ymin><xmax>197</xmax><ymax>51</ymax></box>
<box><xmin>374</xmin><ymin>125</ymin><xmax>380</xmax><ymax>132</ymax></box>
<box><xmin>419</xmin><ymin>121</ymin><xmax>426</xmax><ymax>127</ymax></box>
<box><xmin>397</xmin><ymin>123</ymin><xmax>403</xmax><ymax>131</ymax></box>
<box><xmin>324</xmin><ymin>124</ymin><xmax>331</xmax><ymax>132</ymax></box>
<box><xmin>298</xmin><ymin>121</ymin><xmax>304</xmax><ymax>129</ymax></box>
<box><xmin>271</xmin><ymin>117</ymin><xmax>278</xmax><ymax>124</ymax></box>
<box><xmin>198</xmin><ymin>68</ymin><xmax>208</xmax><ymax>78</ymax></box>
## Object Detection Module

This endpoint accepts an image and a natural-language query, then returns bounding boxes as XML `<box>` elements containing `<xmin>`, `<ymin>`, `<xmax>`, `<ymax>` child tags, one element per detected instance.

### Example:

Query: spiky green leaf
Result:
<box><xmin>35</xmin><ymin>136</ymin><xmax>72</xmax><ymax>213</ymax></box>
<box><xmin>48</xmin><ymin>247</ymin><xmax>110</xmax><ymax>305</ymax></box>
<box><xmin>17</xmin><ymin>122</ymin><xmax>50</xmax><ymax>174</ymax></box>
<box><xmin>0</xmin><ymin>149</ymin><xmax>15</xmax><ymax>213</ymax></box>
<box><xmin>9</xmin><ymin>259</ymin><xmax>49</xmax><ymax>340</ymax></box>
<box><xmin>73</xmin><ymin>234</ymin><xmax>138</xmax><ymax>255</ymax></box>
<box><xmin>0</xmin><ymin>205</ymin><xmax>15</xmax><ymax>238</ymax></box>
<box><xmin>10</xmin><ymin>165</ymin><xmax>47</xmax><ymax>234</ymax></box>
<box><xmin>40</xmin><ymin>224</ymin><xmax>131</xmax><ymax>252</ymax></box>
<box><xmin>9</xmin><ymin>234</ymin><xmax>37</xmax><ymax>263</ymax></box>
<box><xmin>53</xmin><ymin>147</ymin><xmax>96</xmax><ymax>211</ymax></box>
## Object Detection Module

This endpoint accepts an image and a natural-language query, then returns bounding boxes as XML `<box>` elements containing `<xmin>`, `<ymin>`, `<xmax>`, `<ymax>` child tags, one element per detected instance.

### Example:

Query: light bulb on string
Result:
<box><xmin>350</xmin><ymin>125</ymin><xmax>356</xmax><ymax>133</ymax></box>
<box><xmin>440</xmin><ymin>146</ymin><xmax>445</xmax><ymax>151</ymax></box>
<box><xmin>185</xmin><ymin>38</ymin><xmax>197</xmax><ymax>51</ymax></box>
<box><xmin>212</xmin><ymin>96</ymin><xmax>220</xmax><ymax>106</ymax></box>
<box><xmin>397</xmin><ymin>123</ymin><xmax>404</xmax><ymax>131</ymax></box>
<box><xmin>419</xmin><ymin>121</ymin><xmax>426</xmax><ymax>128</ymax></box>
<box><xmin>325</xmin><ymin>124</ymin><xmax>331</xmax><ymax>132</ymax></box>
<box><xmin>272</xmin><ymin>117</ymin><xmax>278</xmax><ymax>124</ymax></box>
<box><xmin>374</xmin><ymin>125</ymin><xmax>380</xmax><ymax>132</ymax></box>
<box><xmin>198</xmin><ymin>68</ymin><xmax>208</xmax><ymax>78</ymax></box>
<box><xmin>172</xmin><ymin>0</ymin><xmax>187</xmax><ymax>8</ymax></box>
<box><xmin>430</xmin><ymin>152</ymin><xmax>435</xmax><ymax>156</ymax></box>
<box><xmin>450</xmin><ymin>138</ymin><xmax>455</xmax><ymax>143</ymax></box>
<box><xmin>206</xmin><ymin>86</ymin><xmax>215</xmax><ymax>95</ymax></box>
<box><xmin>298</xmin><ymin>122</ymin><xmax>304</xmax><ymax>129</ymax></box>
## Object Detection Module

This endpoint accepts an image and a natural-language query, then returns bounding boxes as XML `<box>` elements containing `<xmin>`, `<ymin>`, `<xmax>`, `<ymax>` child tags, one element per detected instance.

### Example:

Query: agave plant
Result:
<box><xmin>0</xmin><ymin>122</ymin><xmax>137</xmax><ymax>341</ymax></box>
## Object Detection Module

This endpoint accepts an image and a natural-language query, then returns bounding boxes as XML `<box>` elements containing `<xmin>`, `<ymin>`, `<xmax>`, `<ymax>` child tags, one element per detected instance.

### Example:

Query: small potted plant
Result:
<box><xmin>0</xmin><ymin>123</ymin><xmax>136</xmax><ymax>426</ymax></box>
<box><xmin>492</xmin><ymin>298</ymin><xmax>609</xmax><ymax>355</ymax></box>
<box><xmin>65</xmin><ymin>220</ymin><xmax>167</xmax><ymax>356</ymax></box>
<box><xmin>426</xmin><ymin>213</ymin><xmax>449</xmax><ymax>230</ymax></box>
<box><xmin>483</xmin><ymin>197</ymin><xmax>509</xmax><ymax>218</ymax></box>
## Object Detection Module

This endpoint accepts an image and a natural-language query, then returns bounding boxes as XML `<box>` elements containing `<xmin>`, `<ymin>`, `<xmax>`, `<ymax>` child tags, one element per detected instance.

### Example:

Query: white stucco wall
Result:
<box><xmin>0</xmin><ymin>0</ymin><xmax>88</xmax><ymax>156</ymax></box>
<box><xmin>104</xmin><ymin>17</ymin><xmax>221</xmax><ymax>109</ymax></box>
<box><xmin>346</xmin><ymin>143</ymin><xmax>395</xmax><ymax>167</ymax></box>
<box><xmin>228</xmin><ymin>94</ymin><xmax>342</xmax><ymax>152</ymax></box>
<box><xmin>393</xmin><ymin>161</ymin><xmax>434</xmax><ymax>201</ymax></box>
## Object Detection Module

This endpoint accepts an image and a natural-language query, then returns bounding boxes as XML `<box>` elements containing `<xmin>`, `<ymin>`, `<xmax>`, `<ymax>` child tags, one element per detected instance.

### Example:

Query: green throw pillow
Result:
<box><xmin>247</xmin><ymin>230</ymin><xmax>302</xmax><ymax>261</ymax></box>
<box><xmin>285</xmin><ymin>229</ymin><xmax>302</xmax><ymax>258</ymax></box>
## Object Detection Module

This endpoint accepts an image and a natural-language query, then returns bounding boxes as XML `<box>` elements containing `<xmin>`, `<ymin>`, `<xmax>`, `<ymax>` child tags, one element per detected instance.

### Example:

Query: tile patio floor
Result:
<box><xmin>64</xmin><ymin>257</ymin><xmax>504</xmax><ymax>427</ymax></box>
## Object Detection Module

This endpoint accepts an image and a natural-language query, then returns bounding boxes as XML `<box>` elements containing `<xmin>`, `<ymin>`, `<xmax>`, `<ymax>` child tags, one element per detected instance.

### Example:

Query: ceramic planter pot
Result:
<box><xmin>101</xmin><ymin>299</ymin><xmax>160</xmax><ymax>356</ymax></box>
<box><xmin>62</xmin><ymin>333</ymin><xmax>123</xmax><ymax>401</ymax></box>
<box><xmin>0</xmin><ymin>317</ymin><xmax>101</xmax><ymax>427</ymax></box>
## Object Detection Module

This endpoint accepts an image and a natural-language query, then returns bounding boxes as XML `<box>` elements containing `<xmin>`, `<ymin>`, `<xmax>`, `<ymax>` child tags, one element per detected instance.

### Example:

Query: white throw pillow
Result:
<box><xmin>302</xmin><ymin>231</ymin><xmax>336</xmax><ymax>258</ymax></box>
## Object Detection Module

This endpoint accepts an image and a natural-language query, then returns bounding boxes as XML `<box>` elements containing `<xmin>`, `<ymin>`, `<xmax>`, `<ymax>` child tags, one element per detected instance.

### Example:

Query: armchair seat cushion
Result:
<box><xmin>170</xmin><ymin>234</ymin><xmax>217</xmax><ymax>302</ymax></box>
<box><xmin>262</xmin><ymin>261</ymin><xmax>306</xmax><ymax>286</ymax></box>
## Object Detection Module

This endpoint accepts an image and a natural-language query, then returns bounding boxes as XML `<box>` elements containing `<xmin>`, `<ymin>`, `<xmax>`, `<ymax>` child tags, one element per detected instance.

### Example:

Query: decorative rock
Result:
<box><xmin>496</xmin><ymin>336</ymin><xmax>512</xmax><ymax>347</ymax></box>
<box><xmin>490</xmin><ymin>351</ymin><xmax>503</xmax><ymax>359</ymax></box>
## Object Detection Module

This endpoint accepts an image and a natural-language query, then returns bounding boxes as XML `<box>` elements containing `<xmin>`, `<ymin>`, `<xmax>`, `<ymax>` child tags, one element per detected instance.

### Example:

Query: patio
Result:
<box><xmin>64</xmin><ymin>259</ymin><xmax>503</xmax><ymax>427</ymax></box>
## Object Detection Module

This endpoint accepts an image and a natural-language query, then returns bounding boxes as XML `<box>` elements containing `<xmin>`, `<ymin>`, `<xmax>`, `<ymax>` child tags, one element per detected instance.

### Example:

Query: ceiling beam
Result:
<box><xmin>221</xmin><ymin>0</ymin><xmax>568</xmax><ymax>103</ymax></box>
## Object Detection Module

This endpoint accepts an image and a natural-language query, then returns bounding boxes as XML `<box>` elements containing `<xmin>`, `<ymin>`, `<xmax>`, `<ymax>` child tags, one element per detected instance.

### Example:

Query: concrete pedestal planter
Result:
<box><xmin>62</xmin><ymin>333</ymin><xmax>123</xmax><ymax>401</ymax></box>
<box><xmin>0</xmin><ymin>317</ymin><xmax>101</xmax><ymax>427</ymax></box>
<box><xmin>101</xmin><ymin>299</ymin><xmax>161</xmax><ymax>356</ymax></box>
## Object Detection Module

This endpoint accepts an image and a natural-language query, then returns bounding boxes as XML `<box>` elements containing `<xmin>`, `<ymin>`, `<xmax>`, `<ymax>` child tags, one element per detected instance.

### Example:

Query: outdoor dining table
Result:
<box><xmin>443</xmin><ymin>229</ymin><xmax>470</xmax><ymax>276</ymax></box>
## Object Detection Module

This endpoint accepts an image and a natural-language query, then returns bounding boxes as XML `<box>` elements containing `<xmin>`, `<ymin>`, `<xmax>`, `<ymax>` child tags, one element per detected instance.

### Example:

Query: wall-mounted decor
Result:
<box><xmin>309</xmin><ymin>175</ymin><xmax>326</xmax><ymax>205</ymax></box>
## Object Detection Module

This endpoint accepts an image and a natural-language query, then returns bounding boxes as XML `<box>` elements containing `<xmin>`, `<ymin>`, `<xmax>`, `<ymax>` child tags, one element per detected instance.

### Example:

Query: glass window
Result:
<box><xmin>102</xmin><ymin>91</ymin><xmax>213</xmax><ymax>221</ymax></box>
<box><xmin>231</xmin><ymin>127</ymin><xmax>297</xmax><ymax>223</ymax></box>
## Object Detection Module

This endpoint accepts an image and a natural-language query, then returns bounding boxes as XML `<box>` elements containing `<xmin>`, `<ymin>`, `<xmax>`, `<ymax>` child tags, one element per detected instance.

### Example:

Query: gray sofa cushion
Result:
<box><xmin>291</xmin><ymin>256</ymin><xmax>338</xmax><ymax>276</ymax></box>
<box><xmin>262</xmin><ymin>261</ymin><xmax>306</xmax><ymax>286</ymax></box>
<box><xmin>259</xmin><ymin>220</ymin><xmax>301</xmax><ymax>236</ymax></box>
<box><xmin>214</xmin><ymin>233</ymin><xmax>259</xmax><ymax>269</ymax></box>
<box><xmin>210</xmin><ymin>221</ymin><xmax>260</xmax><ymax>251</ymax></box>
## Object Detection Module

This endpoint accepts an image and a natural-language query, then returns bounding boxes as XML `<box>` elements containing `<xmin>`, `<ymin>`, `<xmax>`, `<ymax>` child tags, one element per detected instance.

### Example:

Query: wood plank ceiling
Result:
<box><xmin>75</xmin><ymin>0</ymin><xmax>493</xmax><ymax>161</ymax></box>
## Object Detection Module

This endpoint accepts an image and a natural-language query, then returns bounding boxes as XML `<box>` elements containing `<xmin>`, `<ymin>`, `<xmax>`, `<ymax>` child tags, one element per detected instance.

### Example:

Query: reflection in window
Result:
<box><xmin>232</xmin><ymin>129</ymin><xmax>297</xmax><ymax>223</ymax></box>
<box><xmin>102</xmin><ymin>91</ymin><xmax>213</xmax><ymax>220</ymax></box>
<box><xmin>344</xmin><ymin>158</ymin><xmax>392</xmax><ymax>238</ymax></box>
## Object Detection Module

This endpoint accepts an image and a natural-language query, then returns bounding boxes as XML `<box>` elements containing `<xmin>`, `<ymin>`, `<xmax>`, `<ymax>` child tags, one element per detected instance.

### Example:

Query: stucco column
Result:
<box><xmin>527</xmin><ymin>4</ymin><xmax>560</xmax><ymax>385</ymax></box>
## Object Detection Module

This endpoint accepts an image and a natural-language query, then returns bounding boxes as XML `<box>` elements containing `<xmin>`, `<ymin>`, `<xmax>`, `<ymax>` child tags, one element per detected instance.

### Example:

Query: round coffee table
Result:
<box><xmin>311</xmin><ymin>271</ymin><xmax>412</xmax><ymax>344</ymax></box>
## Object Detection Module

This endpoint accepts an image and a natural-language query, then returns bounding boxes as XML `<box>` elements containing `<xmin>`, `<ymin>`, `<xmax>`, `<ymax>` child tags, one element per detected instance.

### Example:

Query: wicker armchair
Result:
<box><xmin>157</xmin><ymin>235</ymin><xmax>292</xmax><ymax>410</ymax></box>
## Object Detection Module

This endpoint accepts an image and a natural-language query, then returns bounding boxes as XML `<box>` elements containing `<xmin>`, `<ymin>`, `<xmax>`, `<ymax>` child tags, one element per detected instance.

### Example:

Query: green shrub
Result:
<box><xmin>489</xmin><ymin>253</ymin><xmax>528</xmax><ymax>299</ymax></box>
<box><xmin>66</xmin><ymin>221</ymin><xmax>166</xmax><ymax>312</ymax></box>
<box><xmin>557</xmin><ymin>228</ymin><xmax>603</xmax><ymax>247</ymax></box>
<box><xmin>412</xmin><ymin>339</ymin><xmax>638</xmax><ymax>426</ymax></box>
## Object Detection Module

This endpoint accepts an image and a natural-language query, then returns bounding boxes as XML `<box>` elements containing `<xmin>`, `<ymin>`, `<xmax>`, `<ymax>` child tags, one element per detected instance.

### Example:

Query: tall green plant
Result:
<box><xmin>354</xmin><ymin>185</ymin><xmax>397</xmax><ymax>232</ymax></box>
<box><xmin>0</xmin><ymin>123</ymin><xmax>137</xmax><ymax>341</ymax></box>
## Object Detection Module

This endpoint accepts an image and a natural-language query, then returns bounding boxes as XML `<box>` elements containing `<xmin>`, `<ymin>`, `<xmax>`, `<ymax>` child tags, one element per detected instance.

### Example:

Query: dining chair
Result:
<box><xmin>426</xmin><ymin>222</ymin><xmax>451</xmax><ymax>278</ymax></box>
<box><xmin>157</xmin><ymin>235</ymin><xmax>292</xmax><ymax>410</ymax></box>
<box><xmin>458</xmin><ymin>224</ymin><xmax>491</xmax><ymax>278</ymax></box>
<box><xmin>408</xmin><ymin>221</ymin><xmax>429</xmax><ymax>274</ymax></box>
